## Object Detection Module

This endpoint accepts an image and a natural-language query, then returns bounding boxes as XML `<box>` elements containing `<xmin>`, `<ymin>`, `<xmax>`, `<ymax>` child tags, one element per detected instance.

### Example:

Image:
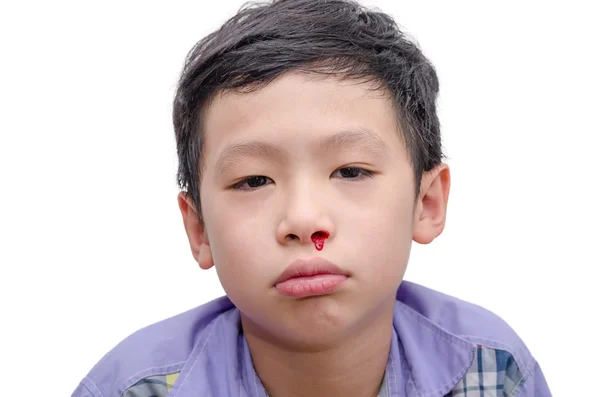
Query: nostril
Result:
<box><xmin>285</xmin><ymin>234</ymin><xmax>299</xmax><ymax>241</ymax></box>
<box><xmin>311</xmin><ymin>231</ymin><xmax>330</xmax><ymax>251</ymax></box>
<box><xmin>311</xmin><ymin>231</ymin><xmax>329</xmax><ymax>240</ymax></box>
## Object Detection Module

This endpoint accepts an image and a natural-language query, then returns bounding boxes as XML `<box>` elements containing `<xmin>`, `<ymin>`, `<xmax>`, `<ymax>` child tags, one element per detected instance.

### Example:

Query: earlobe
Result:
<box><xmin>177</xmin><ymin>192</ymin><xmax>213</xmax><ymax>269</ymax></box>
<box><xmin>198</xmin><ymin>243</ymin><xmax>215</xmax><ymax>270</ymax></box>
<box><xmin>412</xmin><ymin>164</ymin><xmax>451</xmax><ymax>244</ymax></box>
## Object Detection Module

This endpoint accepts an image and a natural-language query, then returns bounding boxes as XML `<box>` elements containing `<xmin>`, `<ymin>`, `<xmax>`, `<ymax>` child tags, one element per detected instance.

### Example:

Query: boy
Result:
<box><xmin>72</xmin><ymin>0</ymin><xmax>551</xmax><ymax>396</ymax></box>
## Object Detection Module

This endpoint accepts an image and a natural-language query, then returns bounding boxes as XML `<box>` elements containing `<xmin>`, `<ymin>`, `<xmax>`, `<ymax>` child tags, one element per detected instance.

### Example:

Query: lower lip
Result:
<box><xmin>275</xmin><ymin>274</ymin><xmax>347</xmax><ymax>298</ymax></box>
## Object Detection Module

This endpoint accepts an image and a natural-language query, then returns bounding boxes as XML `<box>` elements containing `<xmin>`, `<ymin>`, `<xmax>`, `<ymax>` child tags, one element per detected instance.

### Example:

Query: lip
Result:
<box><xmin>274</xmin><ymin>257</ymin><xmax>349</xmax><ymax>298</ymax></box>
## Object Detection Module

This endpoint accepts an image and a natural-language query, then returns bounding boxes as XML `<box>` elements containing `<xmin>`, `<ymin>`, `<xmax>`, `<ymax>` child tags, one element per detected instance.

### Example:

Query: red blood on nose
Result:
<box><xmin>311</xmin><ymin>231</ymin><xmax>330</xmax><ymax>251</ymax></box>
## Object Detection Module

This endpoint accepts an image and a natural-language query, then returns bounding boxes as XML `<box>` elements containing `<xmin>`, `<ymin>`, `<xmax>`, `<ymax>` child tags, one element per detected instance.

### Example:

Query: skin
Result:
<box><xmin>178</xmin><ymin>72</ymin><xmax>450</xmax><ymax>397</ymax></box>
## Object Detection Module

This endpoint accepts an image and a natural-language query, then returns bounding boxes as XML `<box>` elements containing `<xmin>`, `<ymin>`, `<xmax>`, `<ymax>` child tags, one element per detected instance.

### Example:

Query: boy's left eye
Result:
<box><xmin>331</xmin><ymin>167</ymin><xmax>374</xmax><ymax>180</ymax></box>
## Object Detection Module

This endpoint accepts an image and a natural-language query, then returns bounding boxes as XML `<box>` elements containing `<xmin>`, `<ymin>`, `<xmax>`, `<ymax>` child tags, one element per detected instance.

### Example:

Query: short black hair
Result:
<box><xmin>173</xmin><ymin>0</ymin><xmax>444</xmax><ymax>220</ymax></box>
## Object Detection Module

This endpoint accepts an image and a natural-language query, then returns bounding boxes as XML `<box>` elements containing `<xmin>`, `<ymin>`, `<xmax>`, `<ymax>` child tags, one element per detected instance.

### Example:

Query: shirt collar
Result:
<box><xmin>392</xmin><ymin>292</ymin><xmax>475</xmax><ymax>396</ymax></box>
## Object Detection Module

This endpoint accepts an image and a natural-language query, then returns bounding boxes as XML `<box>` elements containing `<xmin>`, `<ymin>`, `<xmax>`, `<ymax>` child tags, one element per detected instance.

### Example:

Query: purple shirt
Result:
<box><xmin>72</xmin><ymin>281</ymin><xmax>551</xmax><ymax>396</ymax></box>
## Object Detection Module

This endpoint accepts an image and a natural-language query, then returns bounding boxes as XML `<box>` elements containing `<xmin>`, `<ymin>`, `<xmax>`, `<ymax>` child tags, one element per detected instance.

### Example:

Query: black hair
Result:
<box><xmin>173</xmin><ymin>0</ymin><xmax>444</xmax><ymax>220</ymax></box>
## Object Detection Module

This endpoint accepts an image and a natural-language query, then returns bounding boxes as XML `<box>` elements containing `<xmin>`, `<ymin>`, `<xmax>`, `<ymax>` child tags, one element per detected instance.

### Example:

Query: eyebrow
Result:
<box><xmin>215</xmin><ymin>128</ymin><xmax>390</xmax><ymax>175</ymax></box>
<box><xmin>318</xmin><ymin>128</ymin><xmax>390</xmax><ymax>156</ymax></box>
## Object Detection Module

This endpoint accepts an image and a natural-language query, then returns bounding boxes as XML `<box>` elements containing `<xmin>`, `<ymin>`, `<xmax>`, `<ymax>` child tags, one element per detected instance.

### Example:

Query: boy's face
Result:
<box><xmin>178</xmin><ymin>72</ymin><xmax>449</xmax><ymax>346</ymax></box>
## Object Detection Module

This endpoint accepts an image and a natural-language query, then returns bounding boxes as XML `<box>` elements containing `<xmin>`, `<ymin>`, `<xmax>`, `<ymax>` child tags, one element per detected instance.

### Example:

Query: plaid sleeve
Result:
<box><xmin>121</xmin><ymin>372</ymin><xmax>181</xmax><ymax>397</ymax></box>
<box><xmin>446</xmin><ymin>345</ymin><xmax>535</xmax><ymax>397</ymax></box>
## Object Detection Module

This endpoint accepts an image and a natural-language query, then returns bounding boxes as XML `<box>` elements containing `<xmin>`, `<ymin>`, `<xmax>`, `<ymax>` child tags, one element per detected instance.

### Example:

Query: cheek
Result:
<box><xmin>204</xmin><ymin>189</ymin><xmax>264</xmax><ymax>249</ymax></box>
<box><xmin>347</xmin><ymin>189</ymin><xmax>414</xmax><ymax>283</ymax></box>
<box><xmin>203</xmin><ymin>197</ymin><xmax>274</xmax><ymax>289</ymax></box>
<box><xmin>359</xmin><ymin>213</ymin><xmax>412</xmax><ymax>260</ymax></box>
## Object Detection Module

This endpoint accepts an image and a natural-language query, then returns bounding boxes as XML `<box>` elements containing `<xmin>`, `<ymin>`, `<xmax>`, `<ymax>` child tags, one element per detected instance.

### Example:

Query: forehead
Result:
<box><xmin>201</xmin><ymin>72</ymin><xmax>406</xmax><ymax>163</ymax></box>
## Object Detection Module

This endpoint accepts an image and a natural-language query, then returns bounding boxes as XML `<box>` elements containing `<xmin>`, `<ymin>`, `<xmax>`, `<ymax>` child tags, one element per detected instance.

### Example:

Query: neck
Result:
<box><xmin>241</xmin><ymin>299</ymin><xmax>395</xmax><ymax>397</ymax></box>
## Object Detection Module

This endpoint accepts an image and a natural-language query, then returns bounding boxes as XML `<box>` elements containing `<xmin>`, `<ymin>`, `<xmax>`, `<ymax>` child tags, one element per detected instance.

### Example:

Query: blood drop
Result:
<box><xmin>311</xmin><ymin>231</ymin><xmax>329</xmax><ymax>251</ymax></box>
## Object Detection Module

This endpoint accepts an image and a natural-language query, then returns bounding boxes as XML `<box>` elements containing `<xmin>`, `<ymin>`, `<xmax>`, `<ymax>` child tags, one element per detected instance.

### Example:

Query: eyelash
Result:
<box><xmin>230</xmin><ymin>167</ymin><xmax>374</xmax><ymax>191</ymax></box>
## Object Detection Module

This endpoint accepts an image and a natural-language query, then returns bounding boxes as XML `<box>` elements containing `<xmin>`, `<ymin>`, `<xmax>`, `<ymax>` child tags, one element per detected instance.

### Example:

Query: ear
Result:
<box><xmin>177</xmin><ymin>192</ymin><xmax>214</xmax><ymax>270</ymax></box>
<box><xmin>412</xmin><ymin>164</ymin><xmax>451</xmax><ymax>244</ymax></box>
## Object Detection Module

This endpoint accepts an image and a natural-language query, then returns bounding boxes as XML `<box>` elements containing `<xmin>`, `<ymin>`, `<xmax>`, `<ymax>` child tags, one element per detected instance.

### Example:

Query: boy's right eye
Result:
<box><xmin>231</xmin><ymin>176</ymin><xmax>273</xmax><ymax>191</ymax></box>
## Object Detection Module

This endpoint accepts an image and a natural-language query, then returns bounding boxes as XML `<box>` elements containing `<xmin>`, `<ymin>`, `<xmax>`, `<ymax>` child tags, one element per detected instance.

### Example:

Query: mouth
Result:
<box><xmin>274</xmin><ymin>257</ymin><xmax>349</xmax><ymax>298</ymax></box>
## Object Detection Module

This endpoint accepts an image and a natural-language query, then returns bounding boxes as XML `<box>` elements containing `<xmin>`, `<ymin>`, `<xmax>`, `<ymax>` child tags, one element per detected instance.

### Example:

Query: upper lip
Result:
<box><xmin>274</xmin><ymin>257</ymin><xmax>348</xmax><ymax>285</ymax></box>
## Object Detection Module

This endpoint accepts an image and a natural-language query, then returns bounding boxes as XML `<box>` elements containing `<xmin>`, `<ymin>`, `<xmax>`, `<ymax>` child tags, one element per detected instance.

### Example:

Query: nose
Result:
<box><xmin>275</xmin><ymin>184</ymin><xmax>335</xmax><ymax>248</ymax></box>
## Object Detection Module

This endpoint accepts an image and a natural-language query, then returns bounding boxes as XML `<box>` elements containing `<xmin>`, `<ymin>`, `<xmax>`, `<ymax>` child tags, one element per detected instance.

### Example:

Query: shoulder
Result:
<box><xmin>397</xmin><ymin>280</ymin><xmax>530</xmax><ymax>354</ymax></box>
<box><xmin>394</xmin><ymin>281</ymin><xmax>552</xmax><ymax>396</ymax></box>
<box><xmin>395</xmin><ymin>281</ymin><xmax>541</xmax><ymax>389</ymax></box>
<box><xmin>72</xmin><ymin>296</ymin><xmax>235</xmax><ymax>397</ymax></box>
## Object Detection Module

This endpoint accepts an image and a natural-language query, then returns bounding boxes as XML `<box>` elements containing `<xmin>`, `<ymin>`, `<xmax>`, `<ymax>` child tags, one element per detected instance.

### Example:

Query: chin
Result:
<box><xmin>240</xmin><ymin>297</ymin><xmax>357</xmax><ymax>344</ymax></box>
<box><xmin>278</xmin><ymin>303</ymin><xmax>360</xmax><ymax>345</ymax></box>
<box><xmin>275</xmin><ymin>323</ymin><xmax>356</xmax><ymax>352</ymax></box>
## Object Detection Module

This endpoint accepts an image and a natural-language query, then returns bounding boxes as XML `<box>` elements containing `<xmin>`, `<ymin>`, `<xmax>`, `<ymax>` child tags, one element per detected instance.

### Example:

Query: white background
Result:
<box><xmin>1</xmin><ymin>1</ymin><xmax>598</xmax><ymax>395</ymax></box>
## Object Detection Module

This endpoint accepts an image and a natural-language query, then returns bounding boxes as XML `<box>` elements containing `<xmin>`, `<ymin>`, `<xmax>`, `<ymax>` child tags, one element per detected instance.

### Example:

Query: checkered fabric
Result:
<box><xmin>121</xmin><ymin>372</ymin><xmax>180</xmax><ymax>397</ymax></box>
<box><xmin>446</xmin><ymin>345</ymin><xmax>524</xmax><ymax>397</ymax></box>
